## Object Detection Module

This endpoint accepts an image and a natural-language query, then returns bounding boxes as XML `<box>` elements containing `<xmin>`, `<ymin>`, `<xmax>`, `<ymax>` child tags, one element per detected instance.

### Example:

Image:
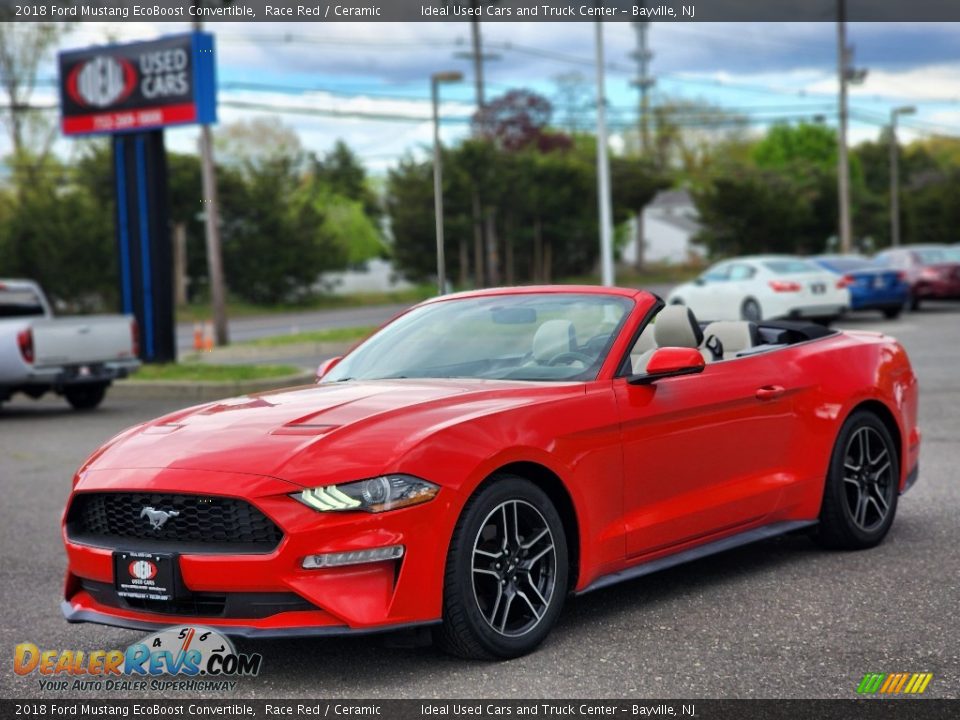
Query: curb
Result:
<box><xmin>110</xmin><ymin>372</ymin><xmax>315</xmax><ymax>402</ymax></box>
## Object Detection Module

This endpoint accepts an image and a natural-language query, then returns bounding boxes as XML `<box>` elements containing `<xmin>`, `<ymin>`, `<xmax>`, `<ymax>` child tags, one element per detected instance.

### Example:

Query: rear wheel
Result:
<box><xmin>64</xmin><ymin>383</ymin><xmax>107</xmax><ymax>411</ymax></box>
<box><xmin>882</xmin><ymin>306</ymin><xmax>903</xmax><ymax>320</ymax></box>
<box><xmin>814</xmin><ymin>410</ymin><xmax>899</xmax><ymax>550</ymax></box>
<box><xmin>439</xmin><ymin>475</ymin><xmax>568</xmax><ymax>660</ymax></box>
<box><xmin>740</xmin><ymin>298</ymin><xmax>762</xmax><ymax>322</ymax></box>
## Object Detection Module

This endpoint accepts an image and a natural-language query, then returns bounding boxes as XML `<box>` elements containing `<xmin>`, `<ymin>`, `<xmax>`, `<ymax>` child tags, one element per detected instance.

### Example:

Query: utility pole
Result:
<box><xmin>630</xmin><ymin>20</ymin><xmax>655</xmax><ymax>154</ymax></box>
<box><xmin>454</xmin><ymin>5</ymin><xmax>501</xmax><ymax>287</ymax></box>
<box><xmin>193</xmin><ymin>15</ymin><xmax>228</xmax><ymax>345</ymax></box>
<box><xmin>890</xmin><ymin>105</ymin><xmax>916</xmax><ymax>248</ymax></box>
<box><xmin>836</xmin><ymin>0</ymin><xmax>867</xmax><ymax>255</ymax></box>
<box><xmin>594</xmin><ymin>22</ymin><xmax>615</xmax><ymax>288</ymax></box>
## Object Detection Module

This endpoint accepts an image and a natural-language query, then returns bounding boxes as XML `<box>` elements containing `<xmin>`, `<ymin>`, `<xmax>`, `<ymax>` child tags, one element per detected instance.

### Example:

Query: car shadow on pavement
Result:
<box><xmin>234</xmin><ymin>530</ymin><xmax>826</xmax><ymax>677</ymax></box>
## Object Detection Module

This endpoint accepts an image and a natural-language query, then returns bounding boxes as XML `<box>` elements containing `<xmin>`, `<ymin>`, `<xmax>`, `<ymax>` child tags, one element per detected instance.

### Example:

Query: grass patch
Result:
<box><xmin>134</xmin><ymin>363</ymin><xmax>301</xmax><ymax>382</ymax></box>
<box><xmin>179</xmin><ymin>285</ymin><xmax>436</xmax><ymax>322</ymax></box>
<box><xmin>240</xmin><ymin>325</ymin><xmax>376</xmax><ymax>348</ymax></box>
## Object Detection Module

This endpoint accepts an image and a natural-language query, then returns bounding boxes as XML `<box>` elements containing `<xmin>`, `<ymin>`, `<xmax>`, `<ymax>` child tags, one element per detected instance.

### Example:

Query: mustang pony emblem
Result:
<box><xmin>140</xmin><ymin>506</ymin><xmax>180</xmax><ymax>531</ymax></box>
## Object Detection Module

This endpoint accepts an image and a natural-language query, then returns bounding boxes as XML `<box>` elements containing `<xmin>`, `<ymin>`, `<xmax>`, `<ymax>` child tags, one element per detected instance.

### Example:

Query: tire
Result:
<box><xmin>740</xmin><ymin>298</ymin><xmax>762</xmax><ymax>322</ymax></box>
<box><xmin>909</xmin><ymin>293</ymin><xmax>921</xmax><ymax>311</ymax></box>
<box><xmin>64</xmin><ymin>383</ymin><xmax>107</xmax><ymax>411</ymax></box>
<box><xmin>439</xmin><ymin>475</ymin><xmax>569</xmax><ymax>660</ymax></box>
<box><xmin>882</xmin><ymin>306</ymin><xmax>903</xmax><ymax>320</ymax></box>
<box><xmin>813</xmin><ymin>410</ymin><xmax>899</xmax><ymax>550</ymax></box>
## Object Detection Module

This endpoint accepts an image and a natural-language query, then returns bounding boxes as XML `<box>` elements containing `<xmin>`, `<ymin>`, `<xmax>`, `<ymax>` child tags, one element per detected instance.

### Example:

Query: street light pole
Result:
<box><xmin>890</xmin><ymin>106</ymin><xmax>916</xmax><ymax>248</ymax></box>
<box><xmin>836</xmin><ymin>1</ymin><xmax>853</xmax><ymax>255</ymax></box>
<box><xmin>594</xmin><ymin>22</ymin><xmax>615</xmax><ymax>288</ymax></box>
<box><xmin>431</xmin><ymin>71</ymin><xmax>463</xmax><ymax>295</ymax></box>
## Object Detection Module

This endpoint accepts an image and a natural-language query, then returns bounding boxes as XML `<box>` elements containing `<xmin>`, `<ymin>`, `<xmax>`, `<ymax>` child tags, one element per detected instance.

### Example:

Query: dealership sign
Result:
<box><xmin>58</xmin><ymin>32</ymin><xmax>216</xmax><ymax>136</ymax></box>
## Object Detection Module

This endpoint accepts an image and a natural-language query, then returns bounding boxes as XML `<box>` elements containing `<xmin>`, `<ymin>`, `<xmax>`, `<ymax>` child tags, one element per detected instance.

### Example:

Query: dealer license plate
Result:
<box><xmin>114</xmin><ymin>551</ymin><xmax>176</xmax><ymax>601</ymax></box>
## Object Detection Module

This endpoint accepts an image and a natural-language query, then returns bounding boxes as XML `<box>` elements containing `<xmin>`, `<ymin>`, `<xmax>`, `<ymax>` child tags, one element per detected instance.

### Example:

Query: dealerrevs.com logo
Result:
<box><xmin>14</xmin><ymin>626</ymin><xmax>262</xmax><ymax>693</ymax></box>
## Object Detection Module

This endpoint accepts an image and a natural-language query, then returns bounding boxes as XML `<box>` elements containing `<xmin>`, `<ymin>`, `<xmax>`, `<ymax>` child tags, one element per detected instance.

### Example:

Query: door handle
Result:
<box><xmin>755</xmin><ymin>385</ymin><xmax>785</xmax><ymax>401</ymax></box>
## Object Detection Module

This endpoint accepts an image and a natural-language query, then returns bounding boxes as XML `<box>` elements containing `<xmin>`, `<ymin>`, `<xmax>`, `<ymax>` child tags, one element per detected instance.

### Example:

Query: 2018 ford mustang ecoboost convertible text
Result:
<box><xmin>61</xmin><ymin>287</ymin><xmax>920</xmax><ymax>659</ymax></box>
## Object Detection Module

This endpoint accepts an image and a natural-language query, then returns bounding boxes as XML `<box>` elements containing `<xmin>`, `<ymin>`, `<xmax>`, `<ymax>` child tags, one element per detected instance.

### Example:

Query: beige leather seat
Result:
<box><xmin>701</xmin><ymin>321</ymin><xmax>761</xmax><ymax>361</ymax></box>
<box><xmin>532</xmin><ymin>319</ymin><xmax>577</xmax><ymax>364</ymax></box>
<box><xmin>632</xmin><ymin>305</ymin><xmax>704</xmax><ymax>373</ymax></box>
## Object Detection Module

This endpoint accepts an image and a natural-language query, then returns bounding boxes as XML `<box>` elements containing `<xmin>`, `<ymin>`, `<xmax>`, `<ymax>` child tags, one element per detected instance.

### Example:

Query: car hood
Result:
<box><xmin>86</xmin><ymin>379</ymin><xmax>585</xmax><ymax>487</ymax></box>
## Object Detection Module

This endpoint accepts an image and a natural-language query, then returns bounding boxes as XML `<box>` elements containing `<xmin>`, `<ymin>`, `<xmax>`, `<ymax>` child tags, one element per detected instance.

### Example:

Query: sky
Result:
<box><xmin>7</xmin><ymin>21</ymin><xmax>960</xmax><ymax>172</ymax></box>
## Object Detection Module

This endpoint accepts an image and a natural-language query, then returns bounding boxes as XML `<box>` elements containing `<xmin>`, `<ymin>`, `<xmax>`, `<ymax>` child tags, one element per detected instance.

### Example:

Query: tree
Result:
<box><xmin>472</xmin><ymin>89</ymin><xmax>556</xmax><ymax>153</ymax></box>
<box><xmin>0</xmin><ymin>23</ymin><xmax>72</xmax><ymax>161</ymax></box>
<box><xmin>752</xmin><ymin>122</ymin><xmax>838</xmax><ymax>172</ymax></box>
<box><xmin>311</xmin><ymin>140</ymin><xmax>380</xmax><ymax>222</ymax></box>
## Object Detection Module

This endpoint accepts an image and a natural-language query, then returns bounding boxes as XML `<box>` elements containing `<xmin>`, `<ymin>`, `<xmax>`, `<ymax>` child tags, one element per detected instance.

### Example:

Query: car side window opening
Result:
<box><xmin>702</xmin><ymin>264</ymin><xmax>732</xmax><ymax>282</ymax></box>
<box><xmin>728</xmin><ymin>264</ymin><xmax>756</xmax><ymax>281</ymax></box>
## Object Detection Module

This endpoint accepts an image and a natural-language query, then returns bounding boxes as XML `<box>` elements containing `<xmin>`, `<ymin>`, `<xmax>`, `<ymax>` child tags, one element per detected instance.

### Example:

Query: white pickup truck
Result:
<box><xmin>0</xmin><ymin>279</ymin><xmax>140</xmax><ymax>411</ymax></box>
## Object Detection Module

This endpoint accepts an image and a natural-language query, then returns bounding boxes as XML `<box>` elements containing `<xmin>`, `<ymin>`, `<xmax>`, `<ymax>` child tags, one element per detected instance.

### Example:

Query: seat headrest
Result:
<box><xmin>654</xmin><ymin>305</ymin><xmax>703</xmax><ymax>349</ymax></box>
<box><xmin>634</xmin><ymin>325</ymin><xmax>657</xmax><ymax>354</ymax></box>
<box><xmin>702</xmin><ymin>321</ymin><xmax>760</xmax><ymax>356</ymax></box>
<box><xmin>532</xmin><ymin>319</ymin><xmax>576</xmax><ymax>363</ymax></box>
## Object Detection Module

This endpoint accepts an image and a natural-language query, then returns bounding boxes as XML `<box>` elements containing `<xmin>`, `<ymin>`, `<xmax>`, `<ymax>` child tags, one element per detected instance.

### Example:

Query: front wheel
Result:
<box><xmin>64</xmin><ymin>383</ymin><xmax>107</xmax><ymax>411</ymax></box>
<box><xmin>813</xmin><ymin>410</ymin><xmax>899</xmax><ymax>550</ymax></box>
<box><xmin>439</xmin><ymin>476</ymin><xmax>568</xmax><ymax>660</ymax></box>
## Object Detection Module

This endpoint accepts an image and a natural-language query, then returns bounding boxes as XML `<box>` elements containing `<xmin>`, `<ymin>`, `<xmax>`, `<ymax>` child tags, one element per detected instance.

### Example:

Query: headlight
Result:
<box><xmin>293</xmin><ymin>474</ymin><xmax>439</xmax><ymax>513</ymax></box>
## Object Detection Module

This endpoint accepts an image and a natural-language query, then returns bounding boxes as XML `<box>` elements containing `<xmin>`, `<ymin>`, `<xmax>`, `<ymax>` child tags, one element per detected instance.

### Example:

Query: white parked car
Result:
<box><xmin>667</xmin><ymin>256</ymin><xmax>851</xmax><ymax>324</ymax></box>
<box><xmin>0</xmin><ymin>279</ymin><xmax>140</xmax><ymax>411</ymax></box>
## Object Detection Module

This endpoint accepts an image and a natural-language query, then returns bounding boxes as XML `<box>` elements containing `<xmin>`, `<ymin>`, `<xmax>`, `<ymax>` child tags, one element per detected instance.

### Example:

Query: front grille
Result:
<box><xmin>67</xmin><ymin>492</ymin><xmax>283</xmax><ymax>554</ymax></box>
<box><xmin>80</xmin><ymin>580</ymin><xmax>315</xmax><ymax>618</ymax></box>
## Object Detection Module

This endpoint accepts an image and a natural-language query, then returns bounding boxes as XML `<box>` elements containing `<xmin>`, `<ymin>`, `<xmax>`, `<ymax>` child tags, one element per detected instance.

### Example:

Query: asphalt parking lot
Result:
<box><xmin>2</xmin><ymin>304</ymin><xmax>958</xmax><ymax>700</ymax></box>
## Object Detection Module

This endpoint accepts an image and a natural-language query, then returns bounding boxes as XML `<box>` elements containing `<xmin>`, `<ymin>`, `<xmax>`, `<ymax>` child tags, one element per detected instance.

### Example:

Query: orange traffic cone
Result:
<box><xmin>203</xmin><ymin>322</ymin><xmax>214</xmax><ymax>352</ymax></box>
<box><xmin>193</xmin><ymin>323</ymin><xmax>203</xmax><ymax>352</ymax></box>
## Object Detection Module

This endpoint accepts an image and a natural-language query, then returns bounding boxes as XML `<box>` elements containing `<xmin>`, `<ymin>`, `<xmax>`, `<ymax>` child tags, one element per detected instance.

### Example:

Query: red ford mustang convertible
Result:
<box><xmin>62</xmin><ymin>287</ymin><xmax>920</xmax><ymax>659</ymax></box>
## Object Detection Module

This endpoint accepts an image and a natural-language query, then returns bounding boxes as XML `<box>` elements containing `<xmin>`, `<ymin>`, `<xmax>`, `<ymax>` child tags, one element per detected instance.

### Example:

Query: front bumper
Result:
<box><xmin>62</xmin><ymin>468</ymin><xmax>456</xmax><ymax>636</ymax></box>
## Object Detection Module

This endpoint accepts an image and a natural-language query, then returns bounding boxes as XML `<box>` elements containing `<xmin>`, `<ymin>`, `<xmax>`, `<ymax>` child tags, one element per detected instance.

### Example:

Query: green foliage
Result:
<box><xmin>752</xmin><ymin>123</ymin><xmax>838</xmax><ymax>171</ymax></box>
<box><xmin>385</xmin><ymin>138</ymin><xmax>666</xmax><ymax>284</ymax></box>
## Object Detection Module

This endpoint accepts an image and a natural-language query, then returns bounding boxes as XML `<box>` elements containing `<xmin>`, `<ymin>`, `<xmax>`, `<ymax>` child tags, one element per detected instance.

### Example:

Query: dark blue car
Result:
<box><xmin>813</xmin><ymin>255</ymin><xmax>909</xmax><ymax>319</ymax></box>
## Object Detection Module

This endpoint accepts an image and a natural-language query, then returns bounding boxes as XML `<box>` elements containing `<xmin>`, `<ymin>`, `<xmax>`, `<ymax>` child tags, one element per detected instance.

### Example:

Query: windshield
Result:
<box><xmin>915</xmin><ymin>247</ymin><xmax>960</xmax><ymax>264</ymax></box>
<box><xmin>324</xmin><ymin>293</ymin><xmax>634</xmax><ymax>383</ymax></box>
<box><xmin>0</xmin><ymin>287</ymin><xmax>45</xmax><ymax>318</ymax></box>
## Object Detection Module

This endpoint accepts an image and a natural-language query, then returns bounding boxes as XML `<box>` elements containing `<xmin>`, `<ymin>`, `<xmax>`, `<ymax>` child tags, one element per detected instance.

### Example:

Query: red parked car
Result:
<box><xmin>62</xmin><ymin>287</ymin><xmax>920</xmax><ymax>659</ymax></box>
<box><xmin>875</xmin><ymin>244</ymin><xmax>960</xmax><ymax>310</ymax></box>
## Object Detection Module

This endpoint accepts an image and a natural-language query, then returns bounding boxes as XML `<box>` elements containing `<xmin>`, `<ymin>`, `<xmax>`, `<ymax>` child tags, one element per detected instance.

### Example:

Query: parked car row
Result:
<box><xmin>667</xmin><ymin>244</ymin><xmax>960</xmax><ymax>323</ymax></box>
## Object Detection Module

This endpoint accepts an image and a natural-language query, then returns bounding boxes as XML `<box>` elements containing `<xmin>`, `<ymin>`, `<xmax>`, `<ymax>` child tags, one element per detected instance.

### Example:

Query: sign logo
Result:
<box><xmin>140</xmin><ymin>506</ymin><xmax>179</xmax><ymax>531</ymax></box>
<box><xmin>67</xmin><ymin>56</ymin><xmax>136</xmax><ymax>108</ymax></box>
<box><xmin>15</xmin><ymin>626</ymin><xmax>263</xmax><ymax>693</ymax></box>
<box><xmin>128</xmin><ymin>560</ymin><xmax>157</xmax><ymax>581</ymax></box>
<box><xmin>857</xmin><ymin>672</ymin><xmax>933</xmax><ymax>695</ymax></box>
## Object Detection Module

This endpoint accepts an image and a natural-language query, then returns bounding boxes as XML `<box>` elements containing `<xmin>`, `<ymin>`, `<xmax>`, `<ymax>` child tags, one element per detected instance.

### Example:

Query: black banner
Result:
<box><xmin>1</xmin><ymin>700</ymin><xmax>958</xmax><ymax>720</ymax></box>
<box><xmin>4</xmin><ymin>0</ymin><xmax>960</xmax><ymax>22</ymax></box>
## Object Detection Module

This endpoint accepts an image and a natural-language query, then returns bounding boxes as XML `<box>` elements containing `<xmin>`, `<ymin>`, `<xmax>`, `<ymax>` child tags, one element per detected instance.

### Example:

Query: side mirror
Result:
<box><xmin>694</xmin><ymin>277</ymin><xmax>706</xmax><ymax>286</ymax></box>
<box><xmin>315</xmin><ymin>356</ymin><xmax>343</xmax><ymax>383</ymax></box>
<box><xmin>629</xmin><ymin>347</ymin><xmax>705</xmax><ymax>385</ymax></box>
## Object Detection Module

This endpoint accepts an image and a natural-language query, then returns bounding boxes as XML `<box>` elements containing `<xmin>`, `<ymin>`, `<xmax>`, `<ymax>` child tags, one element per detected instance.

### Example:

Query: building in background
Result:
<box><xmin>621</xmin><ymin>189</ymin><xmax>705</xmax><ymax>266</ymax></box>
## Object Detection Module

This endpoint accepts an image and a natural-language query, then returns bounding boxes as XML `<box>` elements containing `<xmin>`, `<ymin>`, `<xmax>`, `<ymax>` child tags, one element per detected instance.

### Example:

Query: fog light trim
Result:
<box><xmin>302</xmin><ymin>545</ymin><xmax>405</xmax><ymax>569</ymax></box>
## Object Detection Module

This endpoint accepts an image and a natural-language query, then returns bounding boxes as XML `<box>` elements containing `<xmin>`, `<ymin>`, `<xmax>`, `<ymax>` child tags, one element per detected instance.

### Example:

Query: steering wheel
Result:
<box><xmin>547</xmin><ymin>351</ymin><xmax>593</xmax><ymax>367</ymax></box>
